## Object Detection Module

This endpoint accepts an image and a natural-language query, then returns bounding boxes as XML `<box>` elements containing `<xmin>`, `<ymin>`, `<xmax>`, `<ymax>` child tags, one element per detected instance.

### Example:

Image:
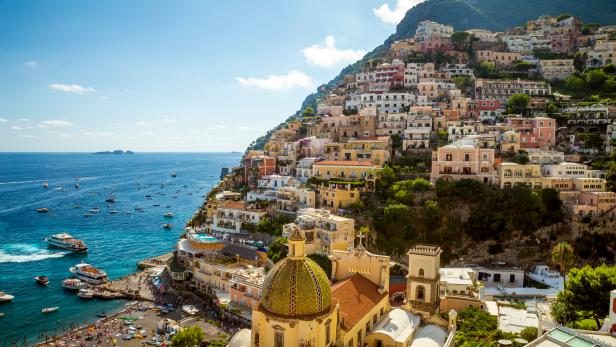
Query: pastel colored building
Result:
<box><xmin>505</xmin><ymin>116</ymin><xmax>556</xmax><ymax>149</ymax></box>
<box><xmin>317</xmin><ymin>182</ymin><xmax>361</xmax><ymax>211</ymax></box>
<box><xmin>430</xmin><ymin>138</ymin><xmax>496</xmax><ymax>184</ymax></box>
<box><xmin>282</xmin><ymin>208</ymin><xmax>355</xmax><ymax>255</ymax></box>
<box><xmin>312</xmin><ymin>160</ymin><xmax>381</xmax><ymax>182</ymax></box>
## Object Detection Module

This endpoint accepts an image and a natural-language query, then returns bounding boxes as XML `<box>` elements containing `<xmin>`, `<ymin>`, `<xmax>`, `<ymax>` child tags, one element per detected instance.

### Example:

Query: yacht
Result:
<box><xmin>163</xmin><ymin>224</ymin><xmax>172</xmax><ymax>229</ymax></box>
<box><xmin>171</xmin><ymin>172</ymin><xmax>177</xmax><ymax>177</ymax></box>
<box><xmin>164</xmin><ymin>212</ymin><xmax>174</xmax><ymax>218</ymax></box>
<box><xmin>42</xmin><ymin>307</ymin><xmax>59</xmax><ymax>313</ymax></box>
<box><xmin>0</xmin><ymin>292</ymin><xmax>14</xmax><ymax>303</ymax></box>
<box><xmin>110</xmin><ymin>210</ymin><xmax>119</xmax><ymax>214</ymax></box>
<box><xmin>35</xmin><ymin>276</ymin><xmax>49</xmax><ymax>285</ymax></box>
<box><xmin>77</xmin><ymin>289</ymin><xmax>94</xmax><ymax>299</ymax></box>
<box><xmin>70</xmin><ymin>264</ymin><xmax>108</xmax><ymax>284</ymax></box>
<box><xmin>75</xmin><ymin>183</ymin><xmax>80</xmax><ymax>189</ymax></box>
<box><xmin>46</xmin><ymin>233</ymin><xmax>88</xmax><ymax>252</ymax></box>
<box><xmin>62</xmin><ymin>278</ymin><xmax>86</xmax><ymax>291</ymax></box>
<box><xmin>37</xmin><ymin>208</ymin><xmax>50</xmax><ymax>213</ymax></box>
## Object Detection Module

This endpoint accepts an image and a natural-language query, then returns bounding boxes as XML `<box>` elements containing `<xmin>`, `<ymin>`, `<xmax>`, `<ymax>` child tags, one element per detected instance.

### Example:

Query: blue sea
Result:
<box><xmin>0</xmin><ymin>152</ymin><xmax>241</xmax><ymax>345</ymax></box>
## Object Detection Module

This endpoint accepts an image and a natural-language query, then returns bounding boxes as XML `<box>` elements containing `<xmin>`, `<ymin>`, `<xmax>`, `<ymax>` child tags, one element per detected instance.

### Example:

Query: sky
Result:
<box><xmin>0</xmin><ymin>0</ymin><xmax>424</xmax><ymax>152</ymax></box>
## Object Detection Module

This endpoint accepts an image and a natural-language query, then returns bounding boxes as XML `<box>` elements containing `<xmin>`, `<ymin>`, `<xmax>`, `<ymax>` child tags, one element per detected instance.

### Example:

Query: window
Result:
<box><xmin>373</xmin><ymin>314</ymin><xmax>377</xmax><ymax>325</ymax></box>
<box><xmin>366</xmin><ymin>321</ymin><xmax>371</xmax><ymax>333</ymax></box>
<box><xmin>357</xmin><ymin>330</ymin><xmax>362</xmax><ymax>347</ymax></box>
<box><xmin>445</xmin><ymin>154</ymin><xmax>453</xmax><ymax>161</ymax></box>
<box><xmin>326</xmin><ymin>322</ymin><xmax>331</xmax><ymax>344</ymax></box>
<box><xmin>419</xmin><ymin>268</ymin><xmax>425</xmax><ymax>277</ymax></box>
<box><xmin>254</xmin><ymin>333</ymin><xmax>259</xmax><ymax>346</ymax></box>
<box><xmin>510</xmin><ymin>274</ymin><xmax>516</xmax><ymax>283</ymax></box>
<box><xmin>274</xmin><ymin>331</ymin><xmax>284</xmax><ymax>347</ymax></box>
<box><xmin>464</xmin><ymin>154</ymin><xmax>470</xmax><ymax>162</ymax></box>
<box><xmin>416</xmin><ymin>286</ymin><xmax>425</xmax><ymax>300</ymax></box>
<box><xmin>493</xmin><ymin>274</ymin><xmax>501</xmax><ymax>283</ymax></box>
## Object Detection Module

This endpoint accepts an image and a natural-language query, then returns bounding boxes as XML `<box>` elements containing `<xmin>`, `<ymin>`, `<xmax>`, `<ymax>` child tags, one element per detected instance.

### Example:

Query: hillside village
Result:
<box><xmin>166</xmin><ymin>14</ymin><xmax>616</xmax><ymax>347</ymax></box>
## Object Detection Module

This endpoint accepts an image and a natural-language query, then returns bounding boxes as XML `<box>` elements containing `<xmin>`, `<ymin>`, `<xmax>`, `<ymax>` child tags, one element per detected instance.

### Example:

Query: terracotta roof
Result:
<box><xmin>331</xmin><ymin>274</ymin><xmax>387</xmax><ymax>331</ymax></box>
<box><xmin>314</xmin><ymin>160</ymin><xmax>378</xmax><ymax>167</ymax></box>
<box><xmin>219</xmin><ymin>200</ymin><xmax>246</xmax><ymax>210</ymax></box>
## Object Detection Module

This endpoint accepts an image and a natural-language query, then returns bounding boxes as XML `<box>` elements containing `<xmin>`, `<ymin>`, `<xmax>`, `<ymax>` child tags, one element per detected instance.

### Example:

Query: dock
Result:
<box><xmin>93</xmin><ymin>270</ymin><xmax>156</xmax><ymax>301</ymax></box>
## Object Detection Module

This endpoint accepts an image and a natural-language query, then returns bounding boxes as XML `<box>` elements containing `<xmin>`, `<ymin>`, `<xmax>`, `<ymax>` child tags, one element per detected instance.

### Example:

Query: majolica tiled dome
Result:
<box><xmin>260</xmin><ymin>255</ymin><xmax>332</xmax><ymax>317</ymax></box>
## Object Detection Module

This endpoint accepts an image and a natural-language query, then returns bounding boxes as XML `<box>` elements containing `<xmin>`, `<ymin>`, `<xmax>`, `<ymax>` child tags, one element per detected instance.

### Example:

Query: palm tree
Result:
<box><xmin>551</xmin><ymin>241</ymin><xmax>574</xmax><ymax>288</ymax></box>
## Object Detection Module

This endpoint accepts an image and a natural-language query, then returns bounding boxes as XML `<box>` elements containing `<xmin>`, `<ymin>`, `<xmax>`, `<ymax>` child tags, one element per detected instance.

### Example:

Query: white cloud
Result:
<box><xmin>39</xmin><ymin>120</ymin><xmax>74</xmax><ymax>128</ymax></box>
<box><xmin>49</xmin><ymin>83</ymin><xmax>96</xmax><ymax>94</ymax></box>
<box><xmin>136</xmin><ymin>121</ymin><xmax>148</xmax><ymax>127</ymax></box>
<box><xmin>17</xmin><ymin>118</ymin><xmax>30</xmax><ymax>122</ymax></box>
<box><xmin>142</xmin><ymin>131</ymin><xmax>155</xmax><ymax>135</ymax></box>
<box><xmin>0</xmin><ymin>117</ymin><xmax>7</xmax><ymax>123</ymax></box>
<box><xmin>83</xmin><ymin>131</ymin><xmax>114</xmax><ymax>137</ymax></box>
<box><xmin>25</xmin><ymin>60</ymin><xmax>38</xmax><ymax>67</ymax></box>
<box><xmin>236</xmin><ymin>70</ymin><xmax>313</xmax><ymax>90</ymax></box>
<box><xmin>21</xmin><ymin>134</ymin><xmax>38</xmax><ymax>139</ymax></box>
<box><xmin>302</xmin><ymin>36</ymin><xmax>367</xmax><ymax>68</ymax></box>
<box><xmin>11</xmin><ymin>125</ymin><xmax>23</xmax><ymax>130</ymax></box>
<box><xmin>374</xmin><ymin>0</ymin><xmax>424</xmax><ymax>25</ymax></box>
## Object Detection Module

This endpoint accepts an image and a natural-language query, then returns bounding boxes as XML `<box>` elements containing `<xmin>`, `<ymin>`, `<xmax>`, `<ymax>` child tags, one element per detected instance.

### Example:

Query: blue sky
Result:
<box><xmin>0</xmin><ymin>0</ymin><xmax>423</xmax><ymax>152</ymax></box>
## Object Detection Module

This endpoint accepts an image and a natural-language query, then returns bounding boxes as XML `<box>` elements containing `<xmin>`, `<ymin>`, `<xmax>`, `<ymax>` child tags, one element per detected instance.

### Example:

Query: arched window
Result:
<box><xmin>416</xmin><ymin>286</ymin><xmax>425</xmax><ymax>301</ymax></box>
<box><xmin>419</xmin><ymin>269</ymin><xmax>425</xmax><ymax>277</ymax></box>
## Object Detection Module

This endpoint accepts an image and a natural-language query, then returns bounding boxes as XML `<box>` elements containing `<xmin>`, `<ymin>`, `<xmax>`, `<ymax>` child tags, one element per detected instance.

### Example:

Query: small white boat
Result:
<box><xmin>163</xmin><ymin>224</ymin><xmax>172</xmax><ymax>229</ymax></box>
<box><xmin>43</xmin><ymin>182</ymin><xmax>49</xmax><ymax>189</ymax></box>
<box><xmin>75</xmin><ymin>183</ymin><xmax>80</xmax><ymax>188</ymax></box>
<box><xmin>77</xmin><ymin>289</ymin><xmax>94</xmax><ymax>299</ymax></box>
<box><xmin>0</xmin><ymin>292</ymin><xmax>14</xmax><ymax>303</ymax></box>
<box><xmin>163</xmin><ymin>212</ymin><xmax>174</xmax><ymax>218</ymax></box>
<box><xmin>110</xmin><ymin>211</ymin><xmax>119</xmax><ymax>214</ymax></box>
<box><xmin>171</xmin><ymin>172</ymin><xmax>177</xmax><ymax>177</ymax></box>
<box><xmin>42</xmin><ymin>307</ymin><xmax>59</xmax><ymax>313</ymax></box>
<box><xmin>37</xmin><ymin>208</ymin><xmax>50</xmax><ymax>213</ymax></box>
<box><xmin>62</xmin><ymin>278</ymin><xmax>87</xmax><ymax>291</ymax></box>
<box><xmin>0</xmin><ymin>312</ymin><xmax>4</xmax><ymax>318</ymax></box>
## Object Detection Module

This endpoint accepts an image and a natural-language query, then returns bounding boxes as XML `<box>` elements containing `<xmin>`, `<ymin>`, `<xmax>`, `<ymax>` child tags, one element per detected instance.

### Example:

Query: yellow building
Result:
<box><xmin>325</xmin><ymin>137</ymin><xmax>391</xmax><ymax>166</ymax></box>
<box><xmin>312</xmin><ymin>160</ymin><xmax>381</xmax><ymax>182</ymax></box>
<box><xmin>282</xmin><ymin>208</ymin><xmax>355</xmax><ymax>255</ymax></box>
<box><xmin>318</xmin><ymin>182</ymin><xmax>361</xmax><ymax>211</ymax></box>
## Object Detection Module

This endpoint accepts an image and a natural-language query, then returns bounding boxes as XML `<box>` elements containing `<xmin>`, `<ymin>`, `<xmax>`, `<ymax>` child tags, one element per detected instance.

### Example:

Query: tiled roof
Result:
<box><xmin>222</xmin><ymin>244</ymin><xmax>258</xmax><ymax>261</ymax></box>
<box><xmin>331</xmin><ymin>274</ymin><xmax>387</xmax><ymax>331</ymax></box>
<box><xmin>219</xmin><ymin>200</ymin><xmax>246</xmax><ymax>210</ymax></box>
<box><xmin>314</xmin><ymin>160</ymin><xmax>378</xmax><ymax>167</ymax></box>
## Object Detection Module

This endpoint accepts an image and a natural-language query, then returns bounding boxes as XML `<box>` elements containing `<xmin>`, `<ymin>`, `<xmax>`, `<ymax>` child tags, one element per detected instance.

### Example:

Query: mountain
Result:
<box><xmin>248</xmin><ymin>0</ymin><xmax>616</xmax><ymax>150</ymax></box>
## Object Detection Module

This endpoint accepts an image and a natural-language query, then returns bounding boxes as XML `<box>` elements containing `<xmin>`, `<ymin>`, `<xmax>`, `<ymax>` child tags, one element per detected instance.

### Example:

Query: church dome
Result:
<box><xmin>260</xmin><ymin>255</ymin><xmax>332</xmax><ymax>317</ymax></box>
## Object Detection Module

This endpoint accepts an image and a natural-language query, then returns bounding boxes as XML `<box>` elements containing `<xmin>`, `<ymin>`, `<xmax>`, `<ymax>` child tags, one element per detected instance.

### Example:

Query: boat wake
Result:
<box><xmin>0</xmin><ymin>244</ymin><xmax>66</xmax><ymax>263</ymax></box>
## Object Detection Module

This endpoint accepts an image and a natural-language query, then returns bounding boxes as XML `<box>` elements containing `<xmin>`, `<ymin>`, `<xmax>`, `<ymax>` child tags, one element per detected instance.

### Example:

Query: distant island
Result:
<box><xmin>93</xmin><ymin>150</ymin><xmax>134</xmax><ymax>155</ymax></box>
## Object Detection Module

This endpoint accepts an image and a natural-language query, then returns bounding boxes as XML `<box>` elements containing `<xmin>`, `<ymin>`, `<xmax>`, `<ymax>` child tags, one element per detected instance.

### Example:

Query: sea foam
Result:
<box><xmin>0</xmin><ymin>244</ymin><xmax>66</xmax><ymax>263</ymax></box>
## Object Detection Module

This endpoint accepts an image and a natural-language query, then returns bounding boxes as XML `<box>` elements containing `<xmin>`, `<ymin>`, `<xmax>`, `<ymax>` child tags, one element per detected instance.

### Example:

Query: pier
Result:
<box><xmin>137</xmin><ymin>251</ymin><xmax>173</xmax><ymax>269</ymax></box>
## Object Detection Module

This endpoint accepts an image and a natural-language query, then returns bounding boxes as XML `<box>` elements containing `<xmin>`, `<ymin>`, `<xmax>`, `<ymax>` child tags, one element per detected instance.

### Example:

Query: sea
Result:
<box><xmin>0</xmin><ymin>152</ymin><xmax>241</xmax><ymax>345</ymax></box>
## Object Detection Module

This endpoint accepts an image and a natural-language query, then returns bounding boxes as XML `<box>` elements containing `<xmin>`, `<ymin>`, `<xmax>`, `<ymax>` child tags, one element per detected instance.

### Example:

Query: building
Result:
<box><xmin>388</xmin><ymin>38</ymin><xmax>418</xmax><ymax>59</ymax></box>
<box><xmin>275</xmin><ymin>187</ymin><xmax>316</xmax><ymax>215</ymax></box>
<box><xmin>325</xmin><ymin>137</ymin><xmax>391</xmax><ymax>166</ymax></box>
<box><xmin>466</xmin><ymin>29</ymin><xmax>497</xmax><ymax>42</ymax></box>
<box><xmin>415</xmin><ymin>21</ymin><xmax>454</xmax><ymax>53</ymax></box>
<box><xmin>587</xmin><ymin>40</ymin><xmax>616</xmax><ymax>67</ymax></box>
<box><xmin>537</xmin><ymin>59</ymin><xmax>574</xmax><ymax>80</ymax></box>
<box><xmin>505</xmin><ymin>116</ymin><xmax>556</xmax><ymax>149</ymax></box>
<box><xmin>243</xmin><ymin>154</ymin><xmax>276</xmax><ymax>187</ymax></box>
<box><xmin>406</xmin><ymin>245</ymin><xmax>442</xmax><ymax>316</ymax></box>
<box><xmin>229</xmin><ymin>266</ymin><xmax>266</xmax><ymax>311</ymax></box>
<box><xmin>312</xmin><ymin>160</ymin><xmax>381</xmax><ymax>182</ymax></box>
<box><xmin>211</xmin><ymin>200</ymin><xmax>268</xmax><ymax>235</ymax></box>
<box><xmin>317</xmin><ymin>182</ymin><xmax>361</xmax><ymax>211</ymax></box>
<box><xmin>472</xmin><ymin>263</ymin><xmax>525</xmax><ymax>288</ymax></box>
<box><xmin>282</xmin><ymin>208</ymin><xmax>355</xmax><ymax>255</ymax></box>
<box><xmin>430</xmin><ymin>138</ymin><xmax>496</xmax><ymax>184</ymax></box>
<box><xmin>476</xmin><ymin>50</ymin><xmax>521</xmax><ymax>66</ymax></box>
<box><xmin>475</xmin><ymin>79</ymin><xmax>551</xmax><ymax>102</ymax></box>
<box><xmin>296</xmin><ymin>157</ymin><xmax>319</xmax><ymax>183</ymax></box>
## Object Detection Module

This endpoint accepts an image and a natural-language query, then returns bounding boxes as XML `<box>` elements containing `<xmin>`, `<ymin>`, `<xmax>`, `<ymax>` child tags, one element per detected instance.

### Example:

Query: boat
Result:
<box><xmin>135</xmin><ymin>207</ymin><xmax>144</xmax><ymax>212</ymax></box>
<box><xmin>74</xmin><ymin>205</ymin><xmax>81</xmax><ymax>209</ymax></box>
<box><xmin>75</xmin><ymin>183</ymin><xmax>80</xmax><ymax>188</ymax></box>
<box><xmin>37</xmin><ymin>208</ymin><xmax>50</xmax><ymax>213</ymax></box>
<box><xmin>0</xmin><ymin>292</ymin><xmax>14</xmax><ymax>303</ymax></box>
<box><xmin>153</xmin><ymin>204</ymin><xmax>160</xmax><ymax>207</ymax></box>
<box><xmin>89</xmin><ymin>208</ymin><xmax>100</xmax><ymax>213</ymax></box>
<box><xmin>77</xmin><ymin>289</ymin><xmax>94</xmax><ymax>299</ymax></box>
<box><xmin>42</xmin><ymin>307</ymin><xmax>59</xmax><ymax>313</ymax></box>
<box><xmin>105</xmin><ymin>198</ymin><xmax>116</xmax><ymax>203</ymax></box>
<box><xmin>145</xmin><ymin>195</ymin><xmax>152</xmax><ymax>199</ymax></box>
<box><xmin>83</xmin><ymin>213</ymin><xmax>93</xmax><ymax>217</ymax></box>
<box><xmin>97</xmin><ymin>311</ymin><xmax>107</xmax><ymax>318</ymax></box>
<box><xmin>43</xmin><ymin>182</ymin><xmax>49</xmax><ymax>189</ymax></box>
<box><xmin>62</xmin><ymin>278</ymin><xmax>86</xmax><ymax>291</ymax></box>
<box><xmin>70</xmin><ymin>263</ymin><xmax>108</xmax><ymax>284</ymax></box>
<box><xmin>110</xmin><ymin>211</ymin><xmax>119</xmax><ymax>214</ymax></box>
<box><xmin>35</xmin><ymin>276</ymin><xmax>49</xmax><ymax>285</ymax></box>
<box><xmin>45</xmin><ymin>233</ymin><xmax>88</xmax><ymax>252</ymax></box>
<box><xmin>171</xmin><ymin>172</ymin><xmax>177</xmax><ymax>177</ymax></box>
<box><xmin>163</xmin><ymin>212</ymin><xmax>174</xmax><ymax>218</ymax></box>
<box><xmin>0</xmin><ymin>313</ymin><xmax>4</xmax><ymax>318</ymax></box>
<box><xmin>163</xmin><ymin>224</ymin><xmax>172</xmax><ymax>229</ymax></box>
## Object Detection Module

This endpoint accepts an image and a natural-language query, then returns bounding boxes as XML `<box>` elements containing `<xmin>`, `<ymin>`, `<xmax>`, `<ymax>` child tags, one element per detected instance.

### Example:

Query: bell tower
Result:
<box><xmin>406</xmin><ymin>244</ymin><xmax>441</xmax><ymax>316</ymax></box>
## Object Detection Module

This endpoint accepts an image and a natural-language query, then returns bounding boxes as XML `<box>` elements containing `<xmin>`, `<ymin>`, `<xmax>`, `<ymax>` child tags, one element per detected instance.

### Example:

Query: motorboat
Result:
<box><xmin>77</xmin><ymin>289</ymin><xmax>94</xmax><ymax>299</ymax></box>
<box><xmin>105</xmin><ymin>198</ymin><xmax>116</xmax><ymax>203</ymax></box>
<box><xmin>42</xmin><ymin>307</ymin><xmax>59</xmax><ymax>313</ymax></box>
<box><xmin>43</xmin><ymin>182</ymin><xmax>49</xmax><ymax>189</ymax></box>
<box><xmin>0</xmin><ymin>292</ymin><xmax>14</xmax><ymax>303</ymax></box>
<box><xmin>70</xmin><ymin>263</ymin><xmax>108</xmax><ymax>284</ymax></box>
<box><xmin>62</xmin><ymin>278</ymin><xmax>87</xmax><ymax>291</ymax></box>
<box><xmin>75</xmin><ymin>183</ymin><xmax>80</xmax><ymax>188</ymax></box>
<box><xmin>35</xmin><ymin>276</ymin><xmax>49</xmax><ymax>285</ymax></box>
<box><xmin>83</xmin><ymin>213</ymin><xmax>93</xmax><ymax>217</ymax></box>
<box><xmin>163</xmin><ymin>212</ymin><xmax>174</xmax><ymax>218</ymax></box>
<box><xmin>89</xmin><ymin>208</ymin><xmax>100</xmax><ymax>213</ymax></box>
<box><xmin>97</xmin><ymin>311</ymin><xmax>107</xmax><ymax>318</ymax></box>
<box><xmin>46</xmin><ymin>233</ymin><xmax>88</xmax><ymax>252</ymax></box>
<box><xmin>170</xmin><ymin>172</ymin><xmax>177</xmax><ymax>177</ymax></box>
<box><xmin>163</xmin><ymin>224</ymin><xmax>172</xmax><ymax>229</ymax></box>
<box><xmin>110</xmin><ymin>210</ymin><xmax>119</xmax><ymax>214</ymax></box>
<box><xmin>37</xmin><ymin>208</ymin><xmax>50</xmax><ymax>213</ymax></box>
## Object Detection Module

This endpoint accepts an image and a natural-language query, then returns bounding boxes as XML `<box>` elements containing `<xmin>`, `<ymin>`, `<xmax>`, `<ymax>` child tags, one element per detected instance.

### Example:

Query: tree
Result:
<box><xmin>267</xmin><ymin>237</ymin><xmax>288</xmax><ymax>263</ymax></box>
<box><xmin>552</xmin><ymin>242</ymin><xmax>574</xmax><ymax>282</ymax></box>
<box><xmin>519</xmin><ymin>327</ymin><xmax>538</xmax><ymax>341</ymax></box>
<box><xmin>584</xmin><ymin>132</ymin><xmax>604</xmax><ymax>153</ymax></box>
<box><xmin>546</xmin><ymin>102</ymin><xmax>559</xmax><ymax>114</ymax></box>
<box><xmin>507</xmin><ymin>94</ymin><xmax>531</xmax><ymax>115</ymax></box>
<box><xmin>477</xmin><ymin>61</ymin><xmax>496</xmax><ymax>78</ymax></box>
<box><xmin>301</xmin><ymin>106</ymin><xmax>315</xmax><ymax>118</ymax></box>
<box><xmin>556</xmin><ymin>13</ymin><xmax>572</xmax><ymax>22</ymax></box>
<box><xmin>308</xmin><ymin>253</ymin><xmax>332</xmax><ymax>276</ymax></box>
<box><xmin>560</xmin><ymin>265</ymin><xmax>616</xmax><ymax>329</ymax></box>
<box><xmin>586</xmin><ymin>69</ymin><xmax>607</xmax><ymax>90</ymax></box>
<box><xmin>171</xmin><ymin>326</ymin><xmax>204</xmax><ymax>347</ymax></box>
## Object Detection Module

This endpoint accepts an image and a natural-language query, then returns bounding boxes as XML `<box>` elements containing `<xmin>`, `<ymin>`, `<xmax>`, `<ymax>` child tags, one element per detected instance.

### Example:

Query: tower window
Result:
<box><xmin>419</xmin><ymin>268</ymin><xmax>425</xmax><ymax>277</ymax></box>
<box><xmin>274</xmin><ymin>331</ymin><xmax>284</xmax><ymax>347</ymax></box>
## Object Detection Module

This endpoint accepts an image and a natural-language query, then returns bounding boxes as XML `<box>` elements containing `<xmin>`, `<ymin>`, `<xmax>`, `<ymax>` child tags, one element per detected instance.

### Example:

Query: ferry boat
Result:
<box><xmin>42</xmin><ymin>307</ymin><xmax>59</xmax><ymax>313</ymax></box>
<box><xmin>35</xmin><ymin>276</ymin><xmax>49</xmax><ymax>285</ymax></box>
<box><xmin>77</xmin><ymin>289</ymin><xmax>94</xmax><ymax>299</ymax></box>
<box><xmin>0</xmin><ymin>292</ymin><xmax>14</xmax><ymax>303</ymax></box>
<box><xmin>62</xmin><ymin>278</ymin><xmax>86</xmax><ymax>291</ymax></box>
<box><xmin>70</xmin><ymin>264</ymin><xmax>108</xmax><ymax>284</ymax></box>
<box><xmin>37</xmin><ymin>208</ymin><xmax>50</xmax><ymax>213</ymax></box>
<box><xmin>46</xmin><ymin>233</ymin><xmax>88</xmax><ymax>252</ymax></box>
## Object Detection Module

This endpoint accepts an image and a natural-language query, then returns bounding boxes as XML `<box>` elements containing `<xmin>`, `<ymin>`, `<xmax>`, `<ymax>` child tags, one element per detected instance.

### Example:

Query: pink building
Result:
<box><xmin>419</xmin><ymin>36</ymin><xmax>453</xmax><ymax>54</ymax></box>
<box><xmin>243</xmin><ymin>154</ymin><xmax>276</xmax><ymax>186</ymax></box>
<box><xmin>430</xmin><ymin>138</ymin><xmax>496</xmax><ymax>184</ymax></box>
<box><xmin>467</xmin><ymin>100</ymin><xmax>504</xmax><ymax>120</ymax></box>
<box><xmin>229</xmin><ymin>268</ymin><xmax>265</xmax><ymax>311</ymax></box>
<box><xmin>505</xmin><ymin>116</ymin><xmax>556</xmax><ymax>149</ymax></box>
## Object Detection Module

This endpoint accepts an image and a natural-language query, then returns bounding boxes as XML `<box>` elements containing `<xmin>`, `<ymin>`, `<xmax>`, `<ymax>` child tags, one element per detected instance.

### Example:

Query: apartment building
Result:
<box><xmin>476</xmin><ymin>50</ymin><xmax>522</xmax><ymax>66</ymax></box>
<box><xmin>317</xmin><ymin>182</ymin><xmax>361</xmax><ymax>211</ymax></box>
<box><xmin>275</xmin><ymin>186</ymin><xmax>316</xmax><ymax>215</ymax></box>
<box><xmin>229</xmin><ymin>267</ymin><xmax>266</xmax><ymax>311</ymax></box>
<box><xmin>475</xmin><ymin>79</ymin><xmax>551</xmax><ymax>102</ymax></box>
<box><xmin>282</xmin><ymin>208</ymin><xmax>355</xmax><ymax>255</ymax></box>
<box><xmin>211</xmin><ymin>200</ymin><xmax>268</xmax><ymax>234</ymax></box>
<box><xmin>403</xmin><ymin>113</ymin><xmax>432</xmax><ymax>150</ymax></box>
<box><xmin>537</xmin><ymin>59</ymin><xmax>574</xmax><ymax>80</ymax></box>
<box><xmin>312</xmin><ymin>160</ymin><xmax>381</xmax><ymax>182</ymax></box>
<box><xmin>430</xmin><ymin>138</ymin><xmax>496</xmax><ymax>184</ymax></box>
<box><xmin>325</xmin><ymin>137</ymin><xmax>391</xmax><ymax>165</ymax></box>
<box><xmin>586</xmin><ymin>40</ymin><xmax>616</xmax><ymax>67</ymax></box>
<box><xmin>505</xmin><ymin>116</ymin><xmax>556</xmax><ymax>149</ymax></box>
<box><xmin>376</xmin><ymin>113</ymin><xmax>408</xmax><ymax>136</ymax></box>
